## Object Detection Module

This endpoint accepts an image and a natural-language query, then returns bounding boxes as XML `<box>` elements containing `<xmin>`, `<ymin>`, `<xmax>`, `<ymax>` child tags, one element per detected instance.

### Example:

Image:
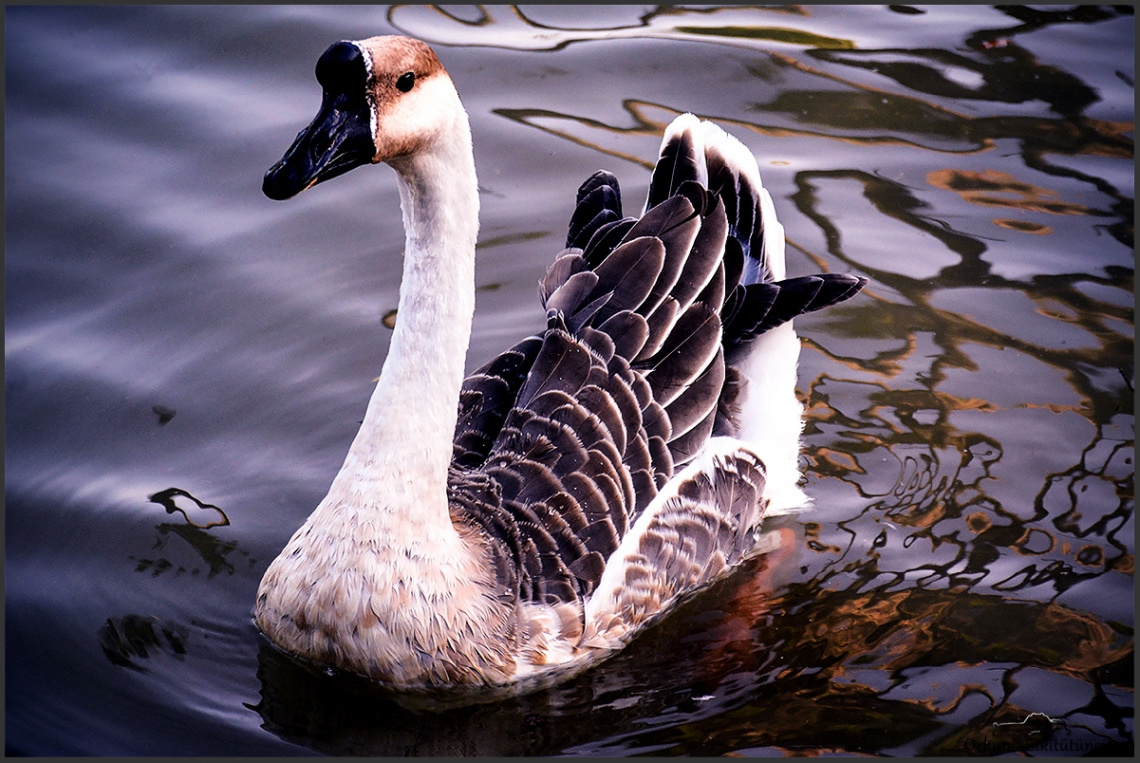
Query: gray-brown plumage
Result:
<box><xmin>448</xmin><ymin>123</ymin><xmax>864</xmax><ymax>650</ymax></box>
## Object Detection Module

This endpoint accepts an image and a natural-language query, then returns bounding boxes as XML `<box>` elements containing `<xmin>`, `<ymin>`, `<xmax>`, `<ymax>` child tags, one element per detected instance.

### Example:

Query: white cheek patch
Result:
<box><xmin>350</xmin><ymin>40</ymin><xmax>379</xmax><ymax>142</ymax></box>
<box><xmin>369</xmin><ymin>96</ymin><xmax>378</xmax><ymax>143</ymax></box>
<box><xmin>351</xmin><ymin>39</ymin><xmax>373</xmax><ymax>79</ymax></box>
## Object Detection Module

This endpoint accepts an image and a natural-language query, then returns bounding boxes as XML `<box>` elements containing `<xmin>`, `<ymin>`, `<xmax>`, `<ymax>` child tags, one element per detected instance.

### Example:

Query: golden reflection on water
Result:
<box><xmin>927</xmin><ymin>168</ymin><xmax>1092</xmax><ymax>217</ymax></box>
<box><xmin>711</xmin><ymin>583</ymin><xmax>1133</xmax><ymax>754</ymax></box>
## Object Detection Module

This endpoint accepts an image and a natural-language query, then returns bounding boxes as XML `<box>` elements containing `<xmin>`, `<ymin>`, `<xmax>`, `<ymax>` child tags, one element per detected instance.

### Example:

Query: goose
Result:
<box><xmin>256</xmin><ymin>35</ymin><xmax>866</xmax><ymax>699</ymax></box>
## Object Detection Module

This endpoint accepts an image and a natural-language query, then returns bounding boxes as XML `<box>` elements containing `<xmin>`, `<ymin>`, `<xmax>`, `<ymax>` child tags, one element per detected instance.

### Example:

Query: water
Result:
<box><xmin>5</xmin><ymin>4</ymin><xmax>1133</xmax><ymax>756</ymax></box>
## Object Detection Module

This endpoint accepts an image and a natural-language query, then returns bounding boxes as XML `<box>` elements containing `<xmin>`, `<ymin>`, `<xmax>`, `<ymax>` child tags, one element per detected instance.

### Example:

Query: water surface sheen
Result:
<box><xmin>5</xmin><ymin>5</ymin><xmax>1133</xmax><ymax>756</ymax></box>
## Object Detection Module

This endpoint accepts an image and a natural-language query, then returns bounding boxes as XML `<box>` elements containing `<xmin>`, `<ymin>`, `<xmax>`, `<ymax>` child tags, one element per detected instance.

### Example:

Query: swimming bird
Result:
<box><xmin>256</xmin><ymin>35</ymin><xmax>866</xmax><ymax>699</ymax></box>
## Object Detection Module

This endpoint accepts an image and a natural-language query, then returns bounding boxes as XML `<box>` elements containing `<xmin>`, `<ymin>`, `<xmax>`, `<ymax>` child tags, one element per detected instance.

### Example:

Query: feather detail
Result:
<box><xmin>567</xmin><ymin>171</ymin><xmax>623</xmax><ymax>249</ymax></box>
<box><xmin>581</xmin><ymin>439</ymin><xmax>768</xmax><ymax>649</ymax></box>
<box><xmin>448</xmin><ymin>113</ymin><xmax>865</xmax><ymax>661</ymax></box>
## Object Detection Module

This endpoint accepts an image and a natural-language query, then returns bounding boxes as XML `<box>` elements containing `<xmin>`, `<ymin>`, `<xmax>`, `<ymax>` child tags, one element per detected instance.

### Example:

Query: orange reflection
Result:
<box><xmin>993</xmin><ymin>218</ymin><xmax>1052</xmax><ymax>234</ymax></box>
<box><xmin>927</xmin><ymin>168</ymin><xmax>1091</xmax><ymax>217</ymax></box>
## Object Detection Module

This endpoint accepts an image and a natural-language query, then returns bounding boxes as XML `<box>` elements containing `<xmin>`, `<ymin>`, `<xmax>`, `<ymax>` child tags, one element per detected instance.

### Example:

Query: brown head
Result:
<box><xmin>263</xmin><ymin>35</ymin><xmax>457</xmax><ymax>200</ymax></box>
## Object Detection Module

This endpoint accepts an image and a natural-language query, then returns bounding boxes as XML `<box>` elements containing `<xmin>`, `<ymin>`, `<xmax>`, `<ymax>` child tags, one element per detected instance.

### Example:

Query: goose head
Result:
<box><xmin>263</xmin><ymin>36</ymin><xmax>460</xmax><ymax>200</ymax></box>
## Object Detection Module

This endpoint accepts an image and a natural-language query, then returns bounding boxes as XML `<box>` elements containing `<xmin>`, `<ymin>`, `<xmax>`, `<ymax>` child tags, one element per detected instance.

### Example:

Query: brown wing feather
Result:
<box><xmin>451</xmin><ymin>120</ymin><xmax>865</xmax><ymax>622</ymax></box>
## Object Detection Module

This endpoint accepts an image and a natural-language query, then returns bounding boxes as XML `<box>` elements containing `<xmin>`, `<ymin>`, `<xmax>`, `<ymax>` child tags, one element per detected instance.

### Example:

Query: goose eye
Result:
<box><xmin>396</xmin><ymin>72</ymin><xmax>416</xmax><ymax>92</ymax></box>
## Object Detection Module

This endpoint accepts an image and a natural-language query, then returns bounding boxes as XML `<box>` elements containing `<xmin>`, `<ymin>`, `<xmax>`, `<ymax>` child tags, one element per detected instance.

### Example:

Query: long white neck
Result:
<box><xmin>326</xmin><ymin>107</ymin><xmax>479</xmax><ymax>540</ymax></box>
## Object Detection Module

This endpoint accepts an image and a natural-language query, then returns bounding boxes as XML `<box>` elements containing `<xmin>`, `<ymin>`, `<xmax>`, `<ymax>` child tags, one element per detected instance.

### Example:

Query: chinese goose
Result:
<box><xmin>256</xmin><ymin>35</ymin><xmax>865</xmax><ymax>699</ymax></box>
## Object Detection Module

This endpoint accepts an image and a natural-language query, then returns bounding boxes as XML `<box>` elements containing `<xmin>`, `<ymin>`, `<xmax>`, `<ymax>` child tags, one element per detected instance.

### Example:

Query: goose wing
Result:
<box><xmin>450</xmin><ymin>185</ymin><xmax>714</xmax><ymax>617</ymax></box>
<box><xmin>450</xmin><ymin>115</ymin><xmax>866</xmax><ymax>634</ymax></box>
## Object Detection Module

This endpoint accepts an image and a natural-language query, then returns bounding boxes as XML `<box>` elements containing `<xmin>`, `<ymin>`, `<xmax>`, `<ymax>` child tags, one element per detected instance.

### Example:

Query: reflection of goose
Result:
<box><xmin>256</xmin><ymin>35</ymin><xmax>865</xmax><ymax>696</ymax></box>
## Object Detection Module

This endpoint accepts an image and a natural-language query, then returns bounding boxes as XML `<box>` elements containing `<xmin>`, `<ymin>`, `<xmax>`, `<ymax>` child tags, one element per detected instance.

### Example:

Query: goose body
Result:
<box><xmin>256</xmin><ymin>35</ymin><xmax>865</xmax><ymax>698</ymax></box>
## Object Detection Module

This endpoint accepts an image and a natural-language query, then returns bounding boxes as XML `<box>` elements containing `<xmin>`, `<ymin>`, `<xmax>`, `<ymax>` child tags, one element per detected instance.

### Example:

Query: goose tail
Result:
<box><xmin>650</xmin><ymin>114</ymin><xmax>867</xmax><ymax>513</ymax></box>
<box><xmin>653</xmin><ymin>115</ymin><xmax>810</xmax><ymax>514</ymax></box>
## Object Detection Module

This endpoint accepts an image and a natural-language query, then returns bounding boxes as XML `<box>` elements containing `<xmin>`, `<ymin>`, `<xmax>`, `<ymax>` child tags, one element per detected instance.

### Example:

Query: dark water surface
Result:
<box><xmin>5</xmin><ymin>4</ymin><xmax>1133</xmax><ymax>756</ymax></box>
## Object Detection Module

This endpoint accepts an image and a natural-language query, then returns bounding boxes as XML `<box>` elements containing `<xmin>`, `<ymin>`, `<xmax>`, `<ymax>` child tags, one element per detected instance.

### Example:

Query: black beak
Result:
<box><xmin>263</xmin><ymin>89</ymin><xmax>374</xmax><ymax>201</ymax></box>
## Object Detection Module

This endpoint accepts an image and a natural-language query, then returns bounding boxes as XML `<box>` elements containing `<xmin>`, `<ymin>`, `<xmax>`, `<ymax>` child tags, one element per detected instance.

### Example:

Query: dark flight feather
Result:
<box><xmin>449</xmin><ymin>117</ymin><xmax>866</xmax><ymax>622</ymax></box>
